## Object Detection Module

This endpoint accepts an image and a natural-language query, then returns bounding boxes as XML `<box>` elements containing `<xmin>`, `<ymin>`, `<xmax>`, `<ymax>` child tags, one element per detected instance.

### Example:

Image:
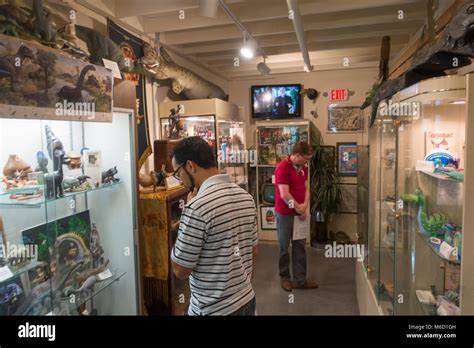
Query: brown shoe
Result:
<box><xmin>281</xmin><ymin>279</ymin><xmax>293</xmax><ymax>292</ymax></box>
<box><xmin>292</xmin><ymin>281</ymin><xmax>318</xmax><ymax>289</ymax></box>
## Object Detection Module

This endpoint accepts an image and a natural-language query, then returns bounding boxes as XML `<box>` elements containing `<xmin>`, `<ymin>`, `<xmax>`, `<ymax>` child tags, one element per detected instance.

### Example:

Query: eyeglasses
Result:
<box><xmin>172</xmin><ymin>163</ymin><xmax>185</xmax><ymax>180</ymax></box>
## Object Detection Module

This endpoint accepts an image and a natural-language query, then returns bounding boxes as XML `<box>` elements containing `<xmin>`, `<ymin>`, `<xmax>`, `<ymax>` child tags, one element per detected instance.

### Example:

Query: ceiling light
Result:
<box><xmin>257</xmin><ymin>58</ymin><xmax>271</xmax><ymax>75</ymax></box>
<box><xmin>240</xmin><ymin>38</ymin><xmax>257</xmax><ymax>59</ymax></box>
<box><xmin>450</xmin><ymin>101</ymin><xmax>466</xmax><ymax>104</ymax></box>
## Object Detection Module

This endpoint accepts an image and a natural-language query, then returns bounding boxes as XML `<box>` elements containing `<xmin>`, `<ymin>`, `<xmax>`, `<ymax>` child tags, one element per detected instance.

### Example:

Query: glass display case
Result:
<box><xmin>255</xmin><ymin>120</ymin><xmax>310</xmax><ymax>240</ymax></box>
<box><xmin>160</xmin><ymin>115</ymin><xmax>216</xmax><ymax>151</ymax></box>
<box><xmin>158</xmin><ymin>99</ymin><xmax>248</xmax><ymax>190</ymax></box>
<box><xmin>217</xmin><ymin>120</ymin><xmax>248</xmax><ymax>190</ymax></box>
<box><xmin>0</xmin><ymin>111</ymin><xmax>139</xmax><ymax>315</ymax></box>
<box><xmin>367</xmin><ymin>74</ymin><xmax>474</xmax><ymax>315</ymax></box>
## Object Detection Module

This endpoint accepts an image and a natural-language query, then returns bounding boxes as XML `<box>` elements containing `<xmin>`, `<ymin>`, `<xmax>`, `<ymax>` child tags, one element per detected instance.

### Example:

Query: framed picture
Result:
<box><xmin>260</xmin><ymin>206</ymin><xmax>277</xmax><ymax>230</ymax></box>
<box><xmin>0</xmin><ymin>34</ymin><xmax>113</xmax><ymax>122</ymax></box>
<box><xmin>327</xmin><ymin>106</ymin><xmax>363</xmax><ymax>133</ymax></box>
<box><xmin>338</xmin><ymin>184</ymin><xmax>358</xmax><ymax>214</ymax></box>
<box><xmin>337</xmin><ymin>143</ymin><xmax>358</xmax><ymax>176</ymax></box>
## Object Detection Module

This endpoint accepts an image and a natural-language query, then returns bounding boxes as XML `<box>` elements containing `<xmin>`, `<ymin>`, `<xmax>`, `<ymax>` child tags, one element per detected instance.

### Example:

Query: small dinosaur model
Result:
<box><xmin>401</xmin><ymin>188</ymin><xmax>449</xmax><ymax>237</ymax></box>
<box><xmin>365</xmin><ymin>2</ymin><xmax>474</xmax><ymax>126</ymax></box>
<box><xmin>102</xmin><ymin>166</ymin><xmax>119</xmax><ymax>184</ymax></box>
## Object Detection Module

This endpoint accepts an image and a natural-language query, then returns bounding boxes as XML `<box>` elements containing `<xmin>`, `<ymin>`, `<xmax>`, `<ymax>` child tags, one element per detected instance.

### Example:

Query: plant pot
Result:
<box><xmin>311</xmin><ymin>211</ymin><xmax>329</xmax><ymax>244</ymax></box>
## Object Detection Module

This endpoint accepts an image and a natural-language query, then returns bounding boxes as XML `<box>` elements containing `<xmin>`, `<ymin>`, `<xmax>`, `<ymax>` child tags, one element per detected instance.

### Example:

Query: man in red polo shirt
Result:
<box><xmin>275</xmin><ymin>141</ymin><xmax>318</xmax><ymax>292</ymax></box>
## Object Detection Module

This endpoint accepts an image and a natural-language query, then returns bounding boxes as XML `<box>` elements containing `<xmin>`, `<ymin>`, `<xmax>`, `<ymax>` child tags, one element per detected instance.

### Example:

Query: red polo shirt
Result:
<box><xmin>275</xmin><ymin>156</ymin><xmax>308</xmax><ymax>215</ymax></box>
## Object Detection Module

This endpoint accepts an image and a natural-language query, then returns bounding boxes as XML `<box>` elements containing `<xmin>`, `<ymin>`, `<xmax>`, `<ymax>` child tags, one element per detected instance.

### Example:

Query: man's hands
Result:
<box><xmin>294</xmin><ymin>201</ymin><xmax>308</xmax><ymax>220</ymax></box>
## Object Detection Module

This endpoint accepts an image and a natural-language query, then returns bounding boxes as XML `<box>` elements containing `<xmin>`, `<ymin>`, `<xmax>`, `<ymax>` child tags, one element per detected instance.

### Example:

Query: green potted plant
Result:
<box><xmin>310</xmin><ymin>139</ymin><xmax>342</xmax><ymax>244</ymax></box>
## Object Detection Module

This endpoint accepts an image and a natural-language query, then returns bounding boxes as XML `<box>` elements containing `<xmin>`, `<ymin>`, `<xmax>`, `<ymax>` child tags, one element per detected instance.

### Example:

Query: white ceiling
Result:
<box><xmin>80</xmin><ymin>0</ymin><xmax>429</xmax><ymax>80</ymax></box>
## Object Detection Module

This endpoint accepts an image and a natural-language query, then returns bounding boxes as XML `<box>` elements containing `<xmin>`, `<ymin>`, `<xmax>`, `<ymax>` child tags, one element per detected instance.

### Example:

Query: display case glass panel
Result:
<box><xmin>160</xmin><ymin>115</ymin><xmax>216</xmax><ymax>151</ymax></box>
<box><xmin>0</xmin><ymin>112</ymin><xmax>138</xmax><ymax>315</ymax></box>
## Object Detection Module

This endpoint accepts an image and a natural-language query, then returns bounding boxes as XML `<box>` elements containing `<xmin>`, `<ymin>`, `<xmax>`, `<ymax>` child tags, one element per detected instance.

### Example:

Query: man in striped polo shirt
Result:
<box><xmin>170</xmin><ymin>137</ymin><xmax>258</xmax><ymax>316</ymax></box>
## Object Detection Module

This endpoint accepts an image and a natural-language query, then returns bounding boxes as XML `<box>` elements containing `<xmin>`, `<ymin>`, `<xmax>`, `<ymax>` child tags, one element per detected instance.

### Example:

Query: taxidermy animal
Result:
<box><xmin>0</xmin><ymin>45</ymin><xmax>34</xmax><ymax>91</ymax></box>
<box><xmin>34</xmin><ymin>151</ymin><xmax>48</xmax><ymax>174</ymax></box>
<box><xmin>45</xmin><ymin>124</ymin><xmax>70</xmax><ymax>170</ymax></box>
<box><xmin>140</xmin><ymin>43</ymin><xmax>227</xmax><ymax>100</ymax></box>
<box><xmin>45</xmin><ymin>152</ymin><xmax>64</xmax><ymax>199</ymax></box>
<box><xmin>366</xmin><ymin>2</ymin><xmax>474</xmax><ymax>126</ymax></box>
<box><xmin>57</xmin><ymin>64</ymin><xmax>95</xmax><ymax>103</ymax></box>
<box><xmin>401</xmin><ymin>188</ymin><xmax>449</xmax><ymax>237</ymax></box>
<box><xmin>102</xmin><ymin>166</ymin><xmax>119</xmax><ymax>184</ymax></box>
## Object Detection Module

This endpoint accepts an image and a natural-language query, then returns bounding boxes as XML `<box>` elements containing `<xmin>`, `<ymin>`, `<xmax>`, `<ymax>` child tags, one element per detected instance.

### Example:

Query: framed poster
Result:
<box><xmin>338</xmin><ymin>183</ymin><xmax>358</xmax><ymax>214</ymax></box>
<box><xmin>337</xmin><ymin>143</ymin><xmax>358</xmax><ymax>176</ymax></box>
<box><xmin>327</xmin><ymin>106</ymin><xmax>363</xmax><ymax>133</ymax></box>
<box><xmin>260</xmin><ymin>206</ymin><xmax>277</xmax><ymax>230</ymax></box>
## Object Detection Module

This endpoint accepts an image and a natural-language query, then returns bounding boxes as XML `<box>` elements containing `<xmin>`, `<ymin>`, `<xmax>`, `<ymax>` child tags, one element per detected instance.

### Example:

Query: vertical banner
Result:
<box><xmin>108</xmin><ymin>19</ymin><xmax>152</xmax><ymax>167</ymax></box>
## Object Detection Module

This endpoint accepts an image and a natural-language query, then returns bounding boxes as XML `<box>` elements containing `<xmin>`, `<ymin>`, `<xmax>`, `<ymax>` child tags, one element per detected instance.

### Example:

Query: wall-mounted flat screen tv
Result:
<box><xmin>251</xmin><ymin>84</ymin><xmax>302</xmax><ymax>119</ymax></box>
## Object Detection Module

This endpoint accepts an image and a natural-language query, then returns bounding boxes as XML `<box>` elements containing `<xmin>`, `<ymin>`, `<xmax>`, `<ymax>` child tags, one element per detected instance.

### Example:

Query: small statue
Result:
<box><xmin>168</xmin><ymin>108</ymin><xmax>183</xmax><ymax>139</ymax></box>
<box><xmin>62</xmin><ymin>177</ymin><xmax>80</xmax><ymax>192</ymax></box>
<box><xmin>45</xmin><ymin>125</ymin><xmax>70</xmax><ymax>171</ymax></box>
<box><xmin>34</xmin><ymin>151</ymin><xmax>48</xmax><ymax>174</ymax></box>
<box><xmin>76</xmin><ymin>175</ymin><xmax>91</xmax><ymax>185</ymax></box>
<box><xmin>101</xmin><ymin>166</ymin><xmax>119</xmax><ymax>184</ymax></box>
<box><xmin>44</xmin><ymin>152</ymin><xmax>64</xmax><ymax>199</ymax></box>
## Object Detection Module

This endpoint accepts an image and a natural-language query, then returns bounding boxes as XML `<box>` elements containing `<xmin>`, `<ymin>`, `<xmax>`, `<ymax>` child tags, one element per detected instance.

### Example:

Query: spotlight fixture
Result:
<box><xmin>240</xmin><ymin>37</ymin><xmax>257</xmax><ymax>59</ymax></box>
<box><xmin>257</xmin><ymin>57</ymin><xmax>271</xmax><ymax>75</ymax></box>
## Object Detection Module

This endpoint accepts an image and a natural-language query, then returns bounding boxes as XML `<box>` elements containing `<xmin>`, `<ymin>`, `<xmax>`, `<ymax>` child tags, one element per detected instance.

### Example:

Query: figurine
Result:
<box><xmin>76</xmin><ymin>175</ymin><xmax>91</xmax><ymax>185</ymax></box>
<box><xmin>401</xmin><ymin>188</ymin><xmax>449</xmax><ymax>237</ymax></box>
<box><xmin>62</xmin><ymin>177</ymin><xmax>80</xmax><ymax>192</ymax></box>
<box><xmin>67</xmin><ymin>151</ymin><xmax>81</xmax><ymax>170</ymax></box>
<box><xmin>168</xmin><ymin>108</ymin><xmax>184</xmax><ymax>139</ymax></box>
<box><xmin>102</xmin><ymin>166</ymin><xmax>119</xmax><ymax>184</ymax></box>
<box><xmin>2</xmin><ymin>154</ymin><xmax>32</xmax><ymax>179</ymax></box>
<box><xmin>45</xmin><ymin>125</ymin><xmax>70</xmax><ymax>171</ymax></box>
<box><xmin>34</xmin><ymin>151</ymin><xmax>48</xmax><ymax>174</ymax></box>
<box><xmin>139</xmin><ymin>165</ymin><xmax>167</xmax><ymax>192</ymax></box>
<box><xmin>44</xmin><ymin>152</ymin><xmax>64</xmax><ymax>199</ymax></box>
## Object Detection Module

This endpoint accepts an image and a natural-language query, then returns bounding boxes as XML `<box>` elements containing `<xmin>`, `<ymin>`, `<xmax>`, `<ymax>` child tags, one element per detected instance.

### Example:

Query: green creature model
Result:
<box><xmin>401</xmin><ymin>188</ymin><xmax>449</xmax><ymax>237</ymax></box>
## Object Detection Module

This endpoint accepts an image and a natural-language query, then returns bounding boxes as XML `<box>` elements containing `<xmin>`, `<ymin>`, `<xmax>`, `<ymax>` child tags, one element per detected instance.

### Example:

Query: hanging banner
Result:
<box><xmin>108</xmin><ymin>19</ymin><xmax>152</xmax><ymax>167</ymax></box>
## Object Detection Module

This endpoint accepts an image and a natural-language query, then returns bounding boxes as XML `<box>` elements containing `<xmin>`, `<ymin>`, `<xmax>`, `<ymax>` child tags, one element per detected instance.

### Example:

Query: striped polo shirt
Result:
<box><xmin>171</xmin><ymin>174</ymin><xmax>258</xmax><ymax>315</ymax></box>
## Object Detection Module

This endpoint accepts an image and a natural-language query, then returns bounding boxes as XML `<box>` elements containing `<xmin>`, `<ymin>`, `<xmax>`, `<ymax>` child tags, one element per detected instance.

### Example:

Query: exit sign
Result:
<box><xmin>330</xmin><ymin>89</ymin><xmax>349</xmax><ymax>101</ymax></box>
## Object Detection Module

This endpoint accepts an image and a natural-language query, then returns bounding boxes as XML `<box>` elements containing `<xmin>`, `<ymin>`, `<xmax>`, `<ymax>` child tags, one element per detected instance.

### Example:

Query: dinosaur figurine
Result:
<box><xmin>0</xmin><ymin>45</ymin><xmax>35</xmax><ymax>91</ymax></box>
<box><xmin>401</xmin><ymin>188</ymin><xmax>449</xmax><ymax>237</ymax></box>
<box><xmin>57</xmin><ymin>64</ymin><xmax>95</xmax><ymax>103</ymax></box>
<box><xmin>365</xmin><ymin>2</ymin><xmax>474</xmax><ymax>126</ymax></box>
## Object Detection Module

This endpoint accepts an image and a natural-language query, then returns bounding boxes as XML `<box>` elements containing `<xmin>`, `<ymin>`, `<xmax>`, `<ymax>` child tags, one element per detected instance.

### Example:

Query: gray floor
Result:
<box><xmin>253</xmin><ymin>242</ymin><xmax>360</xmax><ymax>315</ymax></box>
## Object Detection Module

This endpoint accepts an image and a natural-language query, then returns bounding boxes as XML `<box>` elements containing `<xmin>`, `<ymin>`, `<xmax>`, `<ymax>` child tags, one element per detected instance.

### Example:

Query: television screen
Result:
<box><xmin>251</xmin><ymin>84</ymin><xmax>302</xmax><ymax>119</ymax></box>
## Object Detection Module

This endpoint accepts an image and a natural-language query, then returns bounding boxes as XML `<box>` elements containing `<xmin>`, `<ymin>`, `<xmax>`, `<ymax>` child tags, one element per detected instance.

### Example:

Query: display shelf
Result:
<box><xmin>257</xmin><ymin>164</ymin><xmax>277</xmax><ymax>168</ymax></box>
<box><xmin>0</xmin><ymin>260</ymin><xmax>47</xmax><ymax>285</ymax></box>
<box><xmin>0</xmin><ymin>182</ymin><xmax>122</xmax><ymax>208</ymax></box>
<box><xmin>418</xmin><ymin>232</ymin><xmax>461</xmax><ymax>265</ymax></box>
<box><xmin>419</xmin><ymin>170</ymin><xmax>463</xmax><ymax>182</ymax></box>
<box><xmin>0</xmin><ymin>185</ymin><xmax>43</xmax><ymax>197</ymax></box>
<box><xmin>58</xmin><ymin>269</ymin><xmax>126</xmax><ymax>316</ymax></box>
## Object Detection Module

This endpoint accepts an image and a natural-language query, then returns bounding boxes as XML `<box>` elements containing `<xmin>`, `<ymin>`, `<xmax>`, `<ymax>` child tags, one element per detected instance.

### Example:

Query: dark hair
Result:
<box><xmin>172</xmin><ymin>136</ymin><xmax>216</xmax><ymax>169</ymax></box>
<box><xmin>292</xmin><ymin>141</ymin><xmax>313</xmax><ymax>156</ymax></box>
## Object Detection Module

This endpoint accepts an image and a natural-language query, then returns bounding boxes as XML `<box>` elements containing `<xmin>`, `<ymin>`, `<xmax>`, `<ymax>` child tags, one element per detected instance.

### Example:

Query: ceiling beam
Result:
<box><xmin>143</xmin><ymin>0</ymin><xmax>425</xmax><ymax>33</ymax></box>
<box><xmin>177</xmin><ymin>22</ymin><xmax>416</xmax><ymax>55</ymax></box>
<box><xmin>159</xmin><ymin>5</ymin><xmax>425</xmax><ymax>44</ymax></box>
<box><xmin>193</xmin><ymin>35</ymin><xmax>410</xmax><ymax>63</ymax></box>
<box><xmin>225</xmin><ymin>61</ymin><xmax>380</xmax><ymax>78</ymax></box>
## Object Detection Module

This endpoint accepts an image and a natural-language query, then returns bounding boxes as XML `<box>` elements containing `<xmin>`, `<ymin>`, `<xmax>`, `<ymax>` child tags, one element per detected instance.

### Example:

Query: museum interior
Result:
<box><xmin>0</xmin><ymin>0</ymin><xmax>473</xmax><ymax>318</ymax></box>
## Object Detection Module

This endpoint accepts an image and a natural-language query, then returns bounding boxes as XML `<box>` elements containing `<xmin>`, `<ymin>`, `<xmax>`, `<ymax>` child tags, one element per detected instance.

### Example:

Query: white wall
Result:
<box><xmin>229</xmin><ymin>67</ymin><xmax>378</xmax><ymax>241</ymax></box>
